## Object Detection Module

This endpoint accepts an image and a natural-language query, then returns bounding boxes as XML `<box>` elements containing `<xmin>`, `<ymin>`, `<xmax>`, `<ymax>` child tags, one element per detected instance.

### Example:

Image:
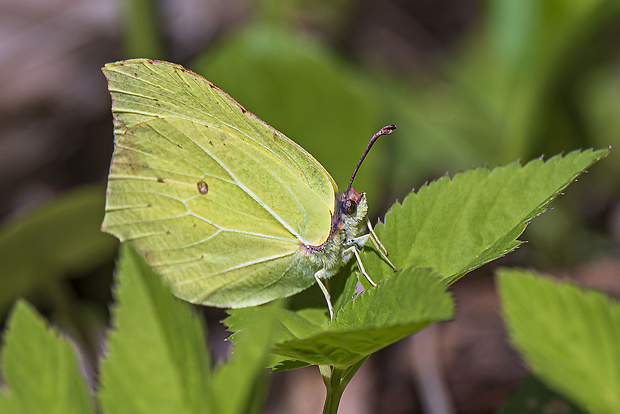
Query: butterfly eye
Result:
<box><xmin>344</xmin><ymin>198</ymin><xmax>357</xmax><ymax>215</ymax></box>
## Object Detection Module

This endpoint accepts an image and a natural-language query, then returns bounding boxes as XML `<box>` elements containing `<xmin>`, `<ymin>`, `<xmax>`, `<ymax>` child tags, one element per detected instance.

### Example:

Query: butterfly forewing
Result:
<box><xmin>103</xmin><ymin>59</ymin><xmax>336</xmax><ymax>211</ymax></box>
<box><xmin>103</xmin><ymin>60</ymin><xmax>338</xmax><ymax>306</ymax></box>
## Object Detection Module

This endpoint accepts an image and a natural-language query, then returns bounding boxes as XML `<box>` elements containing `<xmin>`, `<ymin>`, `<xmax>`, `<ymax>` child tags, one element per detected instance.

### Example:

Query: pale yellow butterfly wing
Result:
<box><xmin>102</xmin><ymin>59</ymin><xmax>338</xmax><ymax>306</ymax></box>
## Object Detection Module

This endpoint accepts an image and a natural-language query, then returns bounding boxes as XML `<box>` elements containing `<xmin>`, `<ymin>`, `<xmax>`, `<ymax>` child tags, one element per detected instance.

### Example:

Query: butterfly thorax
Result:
<box><xmin>300</xmin><ymin>188</ymin><xmax>368</xmax><ymax>279</ymax></box>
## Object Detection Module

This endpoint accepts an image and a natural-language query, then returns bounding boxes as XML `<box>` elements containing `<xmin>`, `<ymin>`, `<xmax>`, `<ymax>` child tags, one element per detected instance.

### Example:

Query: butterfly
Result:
<box><xmin>102</xmin><ymin>59</ymin><xmax>396</xmax><ymax>319</ymax></box>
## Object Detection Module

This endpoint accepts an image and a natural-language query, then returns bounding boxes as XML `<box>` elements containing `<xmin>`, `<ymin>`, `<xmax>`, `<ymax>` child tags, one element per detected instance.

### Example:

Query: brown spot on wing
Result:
<box><xmin>197</xmin><ymin>181</ymin><xmax>209</xmax><ymax>195</ymax></box>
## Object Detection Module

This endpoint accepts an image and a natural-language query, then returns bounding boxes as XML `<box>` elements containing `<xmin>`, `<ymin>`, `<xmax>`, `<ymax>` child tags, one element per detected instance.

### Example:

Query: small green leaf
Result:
<box><xmin>273</xmin><ymin>267</ymin><xmax>454</xmax><ymax>368</ymax></box>
<box><xmin>213</xmin><ymin>302</ymin><xmax>281</xmax><ymax>414</ymax></box>
<box><xmin>226</xmin><ymin>304</ymin><xmax>327</xmax><ymax>371</ymax></box>
<box><xmin>0</xmin><ymin>185</ymin><xmax>118</xmax><ymax>316</ymax></box>
<box><xmin>330</xmin><ymin>264</ymin><xmax>360</xmax><ymax>314</ymax></box>
<box><xmin>224</xmin><ymin>266</ymin><xmax>358</xmax><ymax>371</ymax></box>
<box><xmin>227</xmin><ymin>306</ymin><xmax>327</xmax><ymax>345</ymax></box>
<box><xmin>497</xmin><ymin>376</ymin><xmax>584</xmax><ymax>414</ymax></box>
<box><xmin>498</xmin><ymin>269</ymin><xmax>620</xmax><ymax>414</ymax></box>
<box><xmin>98</xmin><ymin>244</ymin><xmax>212</xmax><ymax>414</ymax></box>
<box><xmin>364</xmin><ymin>149</ymin><xmax>608</xmax><ymax>284</ymax></box>
<box><xmin>1</xmin><ymin>301</ymin><xmax>93</xmax><ymax>414</ymax></box>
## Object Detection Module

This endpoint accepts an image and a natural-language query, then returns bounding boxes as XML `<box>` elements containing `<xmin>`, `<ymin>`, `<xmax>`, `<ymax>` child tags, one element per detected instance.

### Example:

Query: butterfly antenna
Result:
<box><xmin>346</xmin><ymin>125</ymin><xmax>396</xmax><ymax>195</ymax></box>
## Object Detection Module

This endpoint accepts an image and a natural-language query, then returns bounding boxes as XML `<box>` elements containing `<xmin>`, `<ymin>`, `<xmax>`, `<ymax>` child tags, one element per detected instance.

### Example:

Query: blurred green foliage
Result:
<box><xmin>0</xmin><ymin>186</ymin><xmax>117</xmax><ymax>317</ymax></box>
<box><xmin>122</xmin><ymin>0</ymin><xmax>165</xmax><ymax>59</ymax></box>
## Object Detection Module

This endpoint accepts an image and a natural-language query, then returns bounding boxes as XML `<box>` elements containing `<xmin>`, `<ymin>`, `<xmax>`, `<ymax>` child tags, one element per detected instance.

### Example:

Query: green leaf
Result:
<box><xmin>496</xmin><ymin>376</ymin><xmax>584</xmax><ymax>414</ymax></box>
<box><xmin>226</xmin><ymin>303</ymin><xmax>328</xmax><ymax>372</ymax></box>
<box><xmin>212</xmin><ymin>302</ymin><xmax>281</xmax><ymax>414</ymax></box>
<box><xmin>273</xmin><ymin>267</ymin><xmax>454</xmax><ymax>368</ymax></box>
<box><xmin>329</xmin><ymin>264</ymin><xmax>361</xmax><ymax>314</ymax></box>
<box><xmin>0</xmin><ymin>301</ymin><xmax>93</xmax><ymax>414</ymax></box>
<box><xmin>224</xmin><ymin>265</ymin><xmax>358</xmax><ymax>371</ymax></box>
<box><xmin>98</xmin><ymin>244</ymin><xmax>212</xmax><ymax>414</ymax></box>
<box><xmin>363</xmin><ymin>149</ymin><xmax>608</xmax><ymax>284</ymax></box>
<box><xmin>498</xmin><ymin>269</ymin><xmax>620</xmax><ymax>414</ymax></box>
<box><xmin>0</xmin><ymin>185</ymin><xmax>118</xmax><ymax>316</ymax></box>
<box><xmin>227</xmin><ymin>306</ymin><xmax>327</xmax><ymax>345</ymax></box>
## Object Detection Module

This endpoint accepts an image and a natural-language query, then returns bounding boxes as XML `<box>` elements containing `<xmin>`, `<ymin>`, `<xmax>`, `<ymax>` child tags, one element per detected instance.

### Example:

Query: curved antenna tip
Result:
<box><xmin>346</xmin><ymin>124</ymin><xmax>397</xmax><ymax>194</ymax></box>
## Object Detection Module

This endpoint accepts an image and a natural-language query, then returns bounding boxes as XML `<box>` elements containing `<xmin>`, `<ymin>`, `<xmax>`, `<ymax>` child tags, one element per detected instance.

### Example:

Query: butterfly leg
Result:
<box><xmin>366</xmin><ymin>221</ymin><xmax>388</xmax><ymax>255</ymax></box>
<box><xmin>314</xmin><ymin>270</ymin><xmax>334</xmax><ymax>320</ymax></box>
<box><xmin>366</xmin><ymin>221</ymin><xmax>397</xmax><ymax>271</ymax></box>
<box><xmin>346</xmin><ymin>246</ymin><xmax>377</xmax><ymax>287</ymax></box>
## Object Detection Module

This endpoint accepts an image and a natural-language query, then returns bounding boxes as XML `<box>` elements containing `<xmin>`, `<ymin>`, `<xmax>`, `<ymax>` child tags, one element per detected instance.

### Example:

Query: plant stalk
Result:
<box><xmin>320</xmin><ymin>358</ymin><xmax>368</xmax><ymax>414</ymax></box>
<box><xmin>321</xmin><ymin>366</ymin><xmax>346</xmax><ymax>414</ymax></box>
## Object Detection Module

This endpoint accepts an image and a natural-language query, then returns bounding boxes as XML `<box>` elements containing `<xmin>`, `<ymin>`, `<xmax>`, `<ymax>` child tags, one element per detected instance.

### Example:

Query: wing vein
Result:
<box><xmin>174</xmin><ymin>250</ymin><xmax>298</xmax><ymax>288</ymax></box>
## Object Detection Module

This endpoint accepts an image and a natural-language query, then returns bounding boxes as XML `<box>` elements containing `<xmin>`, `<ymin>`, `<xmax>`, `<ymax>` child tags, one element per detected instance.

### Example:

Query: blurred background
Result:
<box><xmin>1</xmin><ymin>0</ymin><xmax>620</xmax><ymax>412</ymax></box>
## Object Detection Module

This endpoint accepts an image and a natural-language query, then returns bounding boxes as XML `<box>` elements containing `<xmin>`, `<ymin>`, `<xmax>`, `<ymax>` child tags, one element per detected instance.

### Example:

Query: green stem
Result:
<box><xmin>322</xmin><ymin>366</ymin><xmax>346</xmax><ymax>414</ymax></box>
<box><xmin>320</xmin><ymin>358</ymin><xmax>369</xmax><ymax>414</ymax></box>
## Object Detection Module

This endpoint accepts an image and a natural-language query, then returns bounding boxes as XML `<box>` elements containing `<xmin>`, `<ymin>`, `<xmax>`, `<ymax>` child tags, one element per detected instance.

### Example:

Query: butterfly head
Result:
<box><xmin>341</xmin><ymin>187</ymin><xmax>363</xmax><ymax>214</ymax></box>
<box><xmin>338</xmin><ymin>187</ymin><xmax>368</xmax><ymax>240</ymax></box>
